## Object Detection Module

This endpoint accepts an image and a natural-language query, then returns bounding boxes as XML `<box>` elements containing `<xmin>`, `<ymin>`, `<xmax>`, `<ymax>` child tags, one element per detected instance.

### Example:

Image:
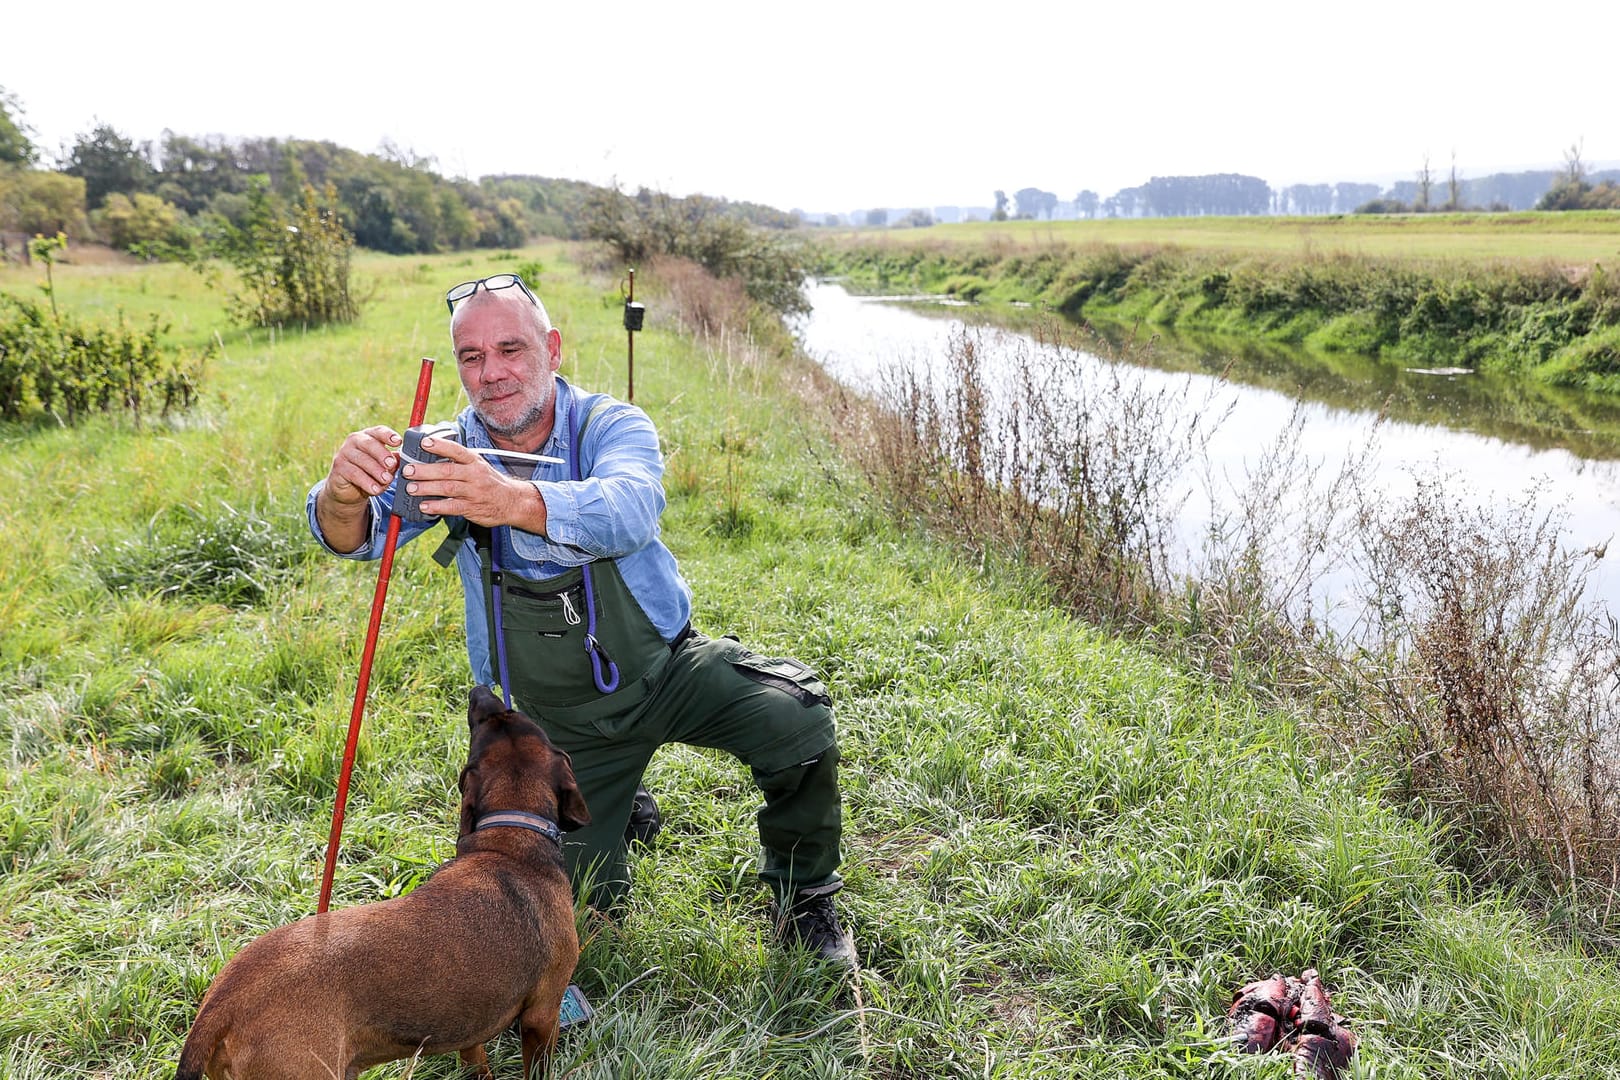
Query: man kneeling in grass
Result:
<box><xmin>307</xmin><ymin>272</ymin><xmax>853</xmax><ymax>965</ymax></box>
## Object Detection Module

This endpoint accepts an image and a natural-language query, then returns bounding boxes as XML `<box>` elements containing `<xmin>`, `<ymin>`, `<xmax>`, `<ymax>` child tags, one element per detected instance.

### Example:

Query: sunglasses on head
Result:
<box><xmin>445</xmin><ymin>273</ymin><xmax>540</xmax><ymax>314</ymax></box>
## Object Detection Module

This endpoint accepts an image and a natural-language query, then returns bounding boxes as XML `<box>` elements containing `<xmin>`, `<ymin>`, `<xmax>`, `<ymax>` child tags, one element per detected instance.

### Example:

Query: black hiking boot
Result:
<box><xmin>772</xmin><ymin>887</ymin><xmax>855</xmax><ymax>967</ymax></box>
<box><xmin>625</xmin><ymin>784</ymin><xmax>661</xmax><ymax>848</ymax></box>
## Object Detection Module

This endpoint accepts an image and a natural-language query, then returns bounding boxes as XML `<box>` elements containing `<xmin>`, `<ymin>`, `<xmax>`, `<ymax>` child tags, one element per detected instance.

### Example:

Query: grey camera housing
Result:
<box><xmin>394</xmin><ymin>422</ymin><xmax>459</xmax><ymax>522</ymax></box>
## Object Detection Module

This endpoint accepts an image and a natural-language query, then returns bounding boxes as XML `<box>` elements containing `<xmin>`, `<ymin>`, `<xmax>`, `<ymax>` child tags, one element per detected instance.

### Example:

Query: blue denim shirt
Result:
<box><xmin>306</xmin><ymin>376</ymin><xmax>693</xmax><ymax>684</ymax></box>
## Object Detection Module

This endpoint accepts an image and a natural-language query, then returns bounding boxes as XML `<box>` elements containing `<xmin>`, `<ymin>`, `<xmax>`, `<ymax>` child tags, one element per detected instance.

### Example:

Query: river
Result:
<box><xmin>792</xmin><ymin>279</ymin><xmax>1620</xmax><ymax>618</ymax></box>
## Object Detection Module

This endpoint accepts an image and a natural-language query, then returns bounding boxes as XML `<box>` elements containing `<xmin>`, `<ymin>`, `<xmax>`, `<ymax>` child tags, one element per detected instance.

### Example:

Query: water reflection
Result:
<box><xmin>848</xmin><ymin>287</ymin><xmax>1620</xmax><ymax>461</ymax></box>
<box><xmin>794</xmin><ymin>279</ymin><xmax>1620</xmax><ymax>614</ymax></box>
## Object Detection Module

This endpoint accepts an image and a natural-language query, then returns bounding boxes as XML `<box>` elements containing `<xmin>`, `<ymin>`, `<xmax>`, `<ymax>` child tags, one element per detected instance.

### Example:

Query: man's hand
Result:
<box><xmin>405</xmin><ymin>436</ymin><xmax>549</xmax><ymax>535</ymax></box>
<box><xmin>326</xmin><ymin>426</ymin><xmax>404</xmax><ymax>504</ymax></box>
<box><xmin>316</xmin><ymin>426</ymin><xmax>402</xmax><ymax>552</ymax></box>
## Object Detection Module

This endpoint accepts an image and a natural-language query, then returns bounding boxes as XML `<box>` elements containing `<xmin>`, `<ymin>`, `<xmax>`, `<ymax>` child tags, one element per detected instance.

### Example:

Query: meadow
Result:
<box><xmin>829</xmin><ymin>212</ymin><xmax>1620</xmax><ymax>264</ymax></box>
<box><xmin>4</xmin><ymin>245</ymin><xmax>1620</xmax><ymax>1078</ymax></box>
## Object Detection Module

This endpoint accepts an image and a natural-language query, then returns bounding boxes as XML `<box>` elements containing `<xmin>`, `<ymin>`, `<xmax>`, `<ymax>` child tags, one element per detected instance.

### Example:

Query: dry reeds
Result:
<box><xmin>1342</xmin><ymin>477</ymin><xmax>1620</xmax><ymax>901</ymax></box>
<box><xmin>830</xmin><ymin>317</ymin><xmax>1620</xmax><ymax>928</ymax></box>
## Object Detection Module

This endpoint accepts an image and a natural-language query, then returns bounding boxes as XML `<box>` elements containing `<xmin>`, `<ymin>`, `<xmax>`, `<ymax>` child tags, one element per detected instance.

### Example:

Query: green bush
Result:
<box><xmin>215</xmin><ymin>180</ymin><xmax>359</xmax><ymax>328</ymax></box>
<box><xmin>941</xmin><ymin>275</ymin><xmax>989</xmax><ymax>300</ymax></box>
<box><xmin>0</xmin><ymin>293</ymin><xmax>209</xmax><ymax>425</ymax></box>
<box><xmin>580</xmin><ymin>187</ymin><xmax>812</xmax><ymax>316</ymax></box>
<box><xmin>1310</xmin><ymin>310</ymin><xmax>1385</xmax><ymax>353</ymax></box>
<box><xmin>1543</xmin><ymin>325</ymin><xmax>1620</xmax><ymax>389</ymax></box>
<box><xmin>93</xmin><ymin>192</ymin><xmax>195</xmax><ymax>259</ymax></box>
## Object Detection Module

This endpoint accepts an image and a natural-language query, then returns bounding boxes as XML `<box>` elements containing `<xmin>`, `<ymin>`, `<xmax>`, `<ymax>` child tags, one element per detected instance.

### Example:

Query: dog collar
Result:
<box><xmin>474</xmin><ymin>811</ymin><xmax>562</xmax><ymax>844</ymax></box>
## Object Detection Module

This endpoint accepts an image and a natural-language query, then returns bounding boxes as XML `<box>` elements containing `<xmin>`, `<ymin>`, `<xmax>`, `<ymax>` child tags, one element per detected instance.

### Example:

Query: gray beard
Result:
<box><xmin>479</xmin><ymin>401</ymin><xmax>548</xmax><ymax>441</ymax></box>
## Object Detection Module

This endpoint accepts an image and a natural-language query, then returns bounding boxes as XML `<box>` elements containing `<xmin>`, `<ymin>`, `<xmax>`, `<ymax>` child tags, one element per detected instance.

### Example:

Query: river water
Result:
<box><xmin>792</xmin><ymin>279</ymin><xmax>1620</xmax><ymax>617</ymax></box>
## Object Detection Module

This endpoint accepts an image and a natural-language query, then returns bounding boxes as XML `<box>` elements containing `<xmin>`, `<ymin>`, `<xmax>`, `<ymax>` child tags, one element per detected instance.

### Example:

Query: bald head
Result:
<box><xmin>450</xmin><ymin>284</ymin><xmax>552</xmax><ymax>342</ymax></box>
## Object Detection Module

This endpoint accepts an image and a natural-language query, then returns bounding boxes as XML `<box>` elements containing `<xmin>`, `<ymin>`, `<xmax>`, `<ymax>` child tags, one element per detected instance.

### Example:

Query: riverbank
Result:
<box><xmin>815</xmin><ymin>218</ymin><xmax>1620</xmax><ymax>393</ymax></box>
<box><xmin>4</xmin><ymin>247</ymin><xmax>1620</xmax><ymax>1077</ymax></box>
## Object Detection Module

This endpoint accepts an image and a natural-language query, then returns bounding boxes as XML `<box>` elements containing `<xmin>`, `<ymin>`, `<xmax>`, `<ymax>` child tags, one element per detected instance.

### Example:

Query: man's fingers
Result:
<box><xmin>329</xmin><ymin>427</ymin><xmax>403</xmax><ymax>501</ymax></box>
<box><xmin>421</xmin><ymin>434</ymin><xmax>477</xmax><ymax>464</ymax></box>
<box><xmin>409</xmin><ymin>466</ymin><xmax>517</xmax><ymax>526</ymax></box>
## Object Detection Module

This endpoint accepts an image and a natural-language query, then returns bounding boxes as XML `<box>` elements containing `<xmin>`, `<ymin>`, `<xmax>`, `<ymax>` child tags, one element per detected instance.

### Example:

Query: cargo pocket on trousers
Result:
<box><xmin>727</xmin><ymin>647</ymin><xmax>832</xmax><ymax>709</ymax></box>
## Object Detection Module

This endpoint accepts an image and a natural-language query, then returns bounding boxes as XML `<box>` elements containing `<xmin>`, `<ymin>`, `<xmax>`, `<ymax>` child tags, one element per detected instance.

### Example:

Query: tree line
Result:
<box><xmin>942</xmin><ymin>147</ymin><xmax>1619</xmax><ymax>225</ymax></box>
<box><xmin>0</xmin><ymin>89</ymin><xmax>795</xmax><ymax>263</ymax></box>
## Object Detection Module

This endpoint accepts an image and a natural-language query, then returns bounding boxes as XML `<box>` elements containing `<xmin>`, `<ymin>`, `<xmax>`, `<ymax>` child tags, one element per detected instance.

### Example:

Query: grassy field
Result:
<box><xmin>5</xmin><ymin>246</ymin><xmax>1620</xmax><ymax>1078</ymax></box>
<box><xmin>821</xmin><ymin>211</ymin><xmax>1620</xmax><ymax>265</ymax></box>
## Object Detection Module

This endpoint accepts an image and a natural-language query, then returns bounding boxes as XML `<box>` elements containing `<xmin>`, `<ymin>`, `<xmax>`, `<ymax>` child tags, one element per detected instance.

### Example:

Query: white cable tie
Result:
<box><xmin>464</xmin><ymin>446</ymin><xmax>565</xmax><ymax>466</ymax></box>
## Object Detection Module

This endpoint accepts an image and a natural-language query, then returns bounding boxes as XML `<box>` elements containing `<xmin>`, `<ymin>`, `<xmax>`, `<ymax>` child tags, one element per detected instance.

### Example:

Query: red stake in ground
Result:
<box><xmin>318</xmin><ymin>356</ymin><xmax>436</xmax><ymax>913</ymax></box>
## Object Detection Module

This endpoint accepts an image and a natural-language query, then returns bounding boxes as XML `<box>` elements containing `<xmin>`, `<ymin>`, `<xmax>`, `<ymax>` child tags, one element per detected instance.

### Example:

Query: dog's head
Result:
<box><xmin>457</xmin><ymin>685</ymin><xmax>590</xmax><ymax>837</ymax></box>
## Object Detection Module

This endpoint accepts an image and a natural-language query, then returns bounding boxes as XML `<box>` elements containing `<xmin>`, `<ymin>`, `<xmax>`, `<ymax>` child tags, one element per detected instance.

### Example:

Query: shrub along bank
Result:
<box><xmin>818</xmin><ymin>239</ymin><xmax>1620</xmax><ymax>393</ymax></box>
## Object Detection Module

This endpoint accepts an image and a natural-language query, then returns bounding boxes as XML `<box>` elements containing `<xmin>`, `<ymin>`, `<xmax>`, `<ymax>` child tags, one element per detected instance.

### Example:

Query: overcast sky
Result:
<box><xmin>6</xmin><ymin>1</ymin><xmax>1616</xmax><ymax>214</ymax></box>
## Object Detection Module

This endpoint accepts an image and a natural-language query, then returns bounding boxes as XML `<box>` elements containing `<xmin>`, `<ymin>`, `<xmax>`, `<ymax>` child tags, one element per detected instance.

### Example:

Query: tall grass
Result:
<box><xmin>6</xmin><ymin>248</ymin><xmax>1620</xmax><ymax>1077</ymax></box>
<box><xmin>837</xmin><ymin>315</ymin><xmax>1620</xmax><ymax>939</ymax></box>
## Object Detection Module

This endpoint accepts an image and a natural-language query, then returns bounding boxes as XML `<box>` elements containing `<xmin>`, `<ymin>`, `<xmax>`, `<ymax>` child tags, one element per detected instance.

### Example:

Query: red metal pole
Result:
<box><xmin>318</xmin><ymin>356</ymin><xmax>436</xmax><ymax>913</ymax></box>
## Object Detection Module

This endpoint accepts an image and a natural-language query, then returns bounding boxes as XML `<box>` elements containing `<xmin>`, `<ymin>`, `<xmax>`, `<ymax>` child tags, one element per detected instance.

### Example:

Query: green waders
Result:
<box><xmin>456</xmin><ymin>409</ymin><xmax>842</xmax><ymax>910</ymax></box>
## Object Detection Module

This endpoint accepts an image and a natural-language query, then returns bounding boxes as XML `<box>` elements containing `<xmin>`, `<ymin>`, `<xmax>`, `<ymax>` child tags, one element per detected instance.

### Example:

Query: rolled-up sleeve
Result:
<box><xmin>509</xmin><ymin>405</ymin><xmax>667</xmax><ymax>566</ymax></box>
<box><xmin>305</xmin><ymin>479</ymin><xmax>440</xmax><ymax>558</ymax></box>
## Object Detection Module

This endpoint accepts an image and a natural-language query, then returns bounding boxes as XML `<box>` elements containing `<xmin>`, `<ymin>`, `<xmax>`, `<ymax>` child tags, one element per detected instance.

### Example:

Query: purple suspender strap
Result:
<box><xmin>571</xmin><ymin>400</ymin><xmax>621</xmax><ymax>694</ymax></box>
<box><xmin>487</xmin><ymin>397</ymin><xmax>621</xmax><ymax>704</ymax></box>
<box><xmin>490</xmin><ymin>537</ymin><xmax>514</xmax><ymax>709</ymax></box>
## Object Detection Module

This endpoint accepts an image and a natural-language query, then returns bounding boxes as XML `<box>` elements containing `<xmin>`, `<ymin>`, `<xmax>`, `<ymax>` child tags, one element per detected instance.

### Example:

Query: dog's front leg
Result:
<box><xmin>457</xmin><ymin>1042</ymin><xmax>494</xmax><ymax>1079</ymax></box>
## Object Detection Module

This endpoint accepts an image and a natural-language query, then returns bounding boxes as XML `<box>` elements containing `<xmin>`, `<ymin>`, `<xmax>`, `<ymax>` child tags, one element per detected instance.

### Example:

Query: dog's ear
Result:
<box><xmin>551</xmin><ymin>751</ymin><xmax>591</xmax><ymax>833</ymax></box>
<box><xmin>457</xmin><ymin>765</ymin><xmax>480</xmax><ymax>836</ymax></box>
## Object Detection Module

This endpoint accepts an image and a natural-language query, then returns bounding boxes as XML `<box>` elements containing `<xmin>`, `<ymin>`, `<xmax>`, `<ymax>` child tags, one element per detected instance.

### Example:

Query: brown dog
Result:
<box><xmin>174</xmin><ymin>685</ymin><xmax>590</xmax><ymax>1080</ymax></box>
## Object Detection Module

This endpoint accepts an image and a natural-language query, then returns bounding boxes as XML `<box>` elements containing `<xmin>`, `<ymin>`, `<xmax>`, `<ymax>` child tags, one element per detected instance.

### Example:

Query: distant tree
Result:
<box><xmin>0</xmin><ymin>169</ymin><xmax>89</xmax><ymax>237</ymax></box>
<box><xmin>376</xmin><ymin>137</ymin><xmax>437</xmax><ymax>173</ymax></box>
<box><xmin>1444</xmin><ymin>152</ymin><xmax>1460</xmax><ymax>210</ymax></box>
<box><xmin>1012</xmin><ymin>187</ymin><xmax>1057</xmax><ymax>219</ymax></box>
<box><xmin>1334</xmin><ymin>182</ymin><xmax>1381</xmax><ymax>213</ymax></box>
<box><xmin>1077</xmin><ymin>190</ymin><xmax>1098</xmax><ymax>219</ymax></box>
<box><xmin>1563</xmin><ymin>138</ymin><xmax>1586</xmax><ymax>186</ymax></box>
<box><xmin>65</xmin><ymin>122</ymin><xmax>156</xmax><ymax>208</ymax></box>
<box><xmin>1415</xmin><ymin>152</ymin><xmax>1433</xmax><ymax>211</ymax></box>
<box><xmin>1282</xmin><ymin>183</ymin><xmax>1333</xmax><ymax>215</ymax></box>
<box><xmin>156</xmin><ymin>131</ymin><xmax>253</xmax><ymax>215</ymax></box>
<box><xmin>1535</xmin><ymin>140</ymin><xmax>1620</xmax><ymax>210</ymax></box>
<box><xmin>474</xmin><ymin>196</ymin><xmax>529</xmax><ymax>248</ymax></box>
<box><xmin>863</xmin><ymin>208</ymin><xmax>887</xmax><ymax>227</ymax></box>
<box><xmin>897</xmin><ymin>208</ymin><xmax>934</xmax><ymax>228</ymax></box>
<box><xmin>991</xmin><ymin>190</ymin><xmax>1008</xmax><ymax>221</ymax></box>
<box><xmin>1467</xmin><ymin>170</ymin><xmax>1559</xmax><ymax>211</ymax></box>
<box><xmin>1138</xmin><ymin>174</ymin><xmax>1269</xmax><ymax>217</ymax></box>
<box><xmin>1141</xmin><ymin>177</ymin><xmax>1187</xmax><ymax>217</ymax></box>
<box><xmin>0</xmin><ymin>86</ymin><xmax>37</xmax><ymax>166</ymax></box>
<box><xmin>94</xmin><ymin>192</ymin><xmax>193</xmax><ymax>257</ymax></box>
